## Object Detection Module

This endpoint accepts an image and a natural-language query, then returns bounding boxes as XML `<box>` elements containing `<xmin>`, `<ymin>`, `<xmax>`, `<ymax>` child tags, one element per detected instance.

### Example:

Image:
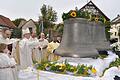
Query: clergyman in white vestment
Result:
<box><xmin>19</xmin><ymin>28</ymin><xmax>39</xmax><ymax>69</ymax></box>
<box><xmin>38</xmin><ymin>33</ymin><xmax>49</xmax><ymax>62</ymax></box>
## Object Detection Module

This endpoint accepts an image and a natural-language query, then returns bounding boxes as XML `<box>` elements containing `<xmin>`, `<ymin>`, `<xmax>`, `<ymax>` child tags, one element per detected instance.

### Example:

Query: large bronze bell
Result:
<box><xmin>54</xmin><ymin>18</ymin><xmax>111</xmax><ymax>58</ymax></box>
<box><xmin>91</xmin><ymin>22</ymin><xmax>110</xmax><ymax>50</ymax></box>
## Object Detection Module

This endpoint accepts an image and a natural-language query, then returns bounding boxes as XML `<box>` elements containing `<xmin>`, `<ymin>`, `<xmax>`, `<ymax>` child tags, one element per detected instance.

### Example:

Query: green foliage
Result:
<box><xmin>102</xmin><ymin>67</ymin><xmax>109</xmax><ymax>77</ymax></box>
<box><xmin>55</xmin><ymin>23</ymin><xmax>64</xmax><ymax>35</ymax></box>
<box><xmin>40</xmin><ymin>4</ymin><xmax>57</xmax><ymax>29</ymax></box>
<box><xmin>102</xmin><ymin>58</ymin><xmax>120</xmax><ymax>76</ymax></box>
<box><xmin>36</xmin><ymin>63</ymin><xmax>45</xmax><ymax>70</ymax></box>
<box><xmin>62</xmin><ymin>13</ymin><xmax>69</xmax><ymax>21</ymax></box>
<box><xmin>62</xmin><ymin>10</ymin><xmax>110</xmax><ymax>26</ymax></box>
<box><xmin>34</xmin><ymin>60</ymin><xmax>96</xmax><ymax>76</ymax></box>
<box><xmin>76</xmin><ymin>64</ymin><xmax>85</xmax><ymax>74</ymax></box>
<box><xmin>109</xmin><ymin>58</ymin><xmax>120</xmax><ymax>67</ymax></box>
<box><xmin>105</xmin><ymin>27</ymin><xmax>110</xmax><ymax>40</ymax></box>
<box><xmin>11</xmin><ymin>27</ymin><xmax>22</xmax><ymax>38</ymax></box>
<box><xmin>41</xmin><ymin>4</ymin><xmax>47</xmax><ymax>20</ymax></box>
<box><xmin>50</xmin><ymin>64</ymin><xmax>65</xmax><ymax>72</ymax></box>
<box><xmin>50</xmin><ymin>64</ymin><xmax>58</xmax><ymax>71</ymax></box>
<box><xmin>12</xmin><ymin>18</ymin><xmax>26</xmax><ymax>27</ymax></box>
<box><xmin>36</xmin><ymin>24</ymin><xmax>40</xmax><ymax>36</ymax></box>
<box><xmin>98</xmin><ymin>54</ymin><xmax>108</xmax><ymax>59</ymax></box>
<box><xmin>65</xmin><ymin>62</ymin><xmax>77</xmax><ymax>73</ymax></box>
<box><xmin>33</xmin><ymin>60</ymin><xmax>38</xmax><ymax>64</ymax></box>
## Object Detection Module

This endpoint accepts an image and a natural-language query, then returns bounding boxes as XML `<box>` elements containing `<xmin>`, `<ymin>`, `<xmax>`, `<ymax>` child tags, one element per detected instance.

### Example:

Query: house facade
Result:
<box><xmin>20</xmin><ymin>19</ymin><xmax>37</xmax><ymax>33</ymax></box>
<box><xmin>18</xmin><ymin>19</ymin><xmax>27</xmax><ymax>28</ymax></box>
<box><xmin>110</xmin><ymin>15</ymin><xmax>120</xmax><ymax>42</ymax></box>
<box><xmin>80</xmin><ymin>1</ymin><xmax>110</xmax><ymax>21</ymax></box>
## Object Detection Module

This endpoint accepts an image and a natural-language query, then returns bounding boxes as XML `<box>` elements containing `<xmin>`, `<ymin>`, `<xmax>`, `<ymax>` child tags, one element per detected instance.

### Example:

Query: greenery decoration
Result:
<box><xmin>76</xmin><ymin>64</ymin><xmax>88</xmax><ymax>76</ymax></box>
<box><xmin>109</xmin><ymin>58</ymin><xmax>120</xmax><ymax>67</ymax></box>
<box><xmin>98</xmin><ymin>54</ymin><xmax>108</xmax><ymax>59</ymax></box>
<box><xmin>102</xmin><ymin>58</ymin><xmax>120</xmax><ymax>76</ymax></box>
<box><xmin>62</xmin><ymin>10</ymin><xmax>110</xmax><ymax>26</ymax></box>
<box><xmin>34</xmin><ymin>60</ymin><xmax>97</xmax><ymax>77</ymax></box>
<box><xmin>11</xmin><ymin>27</ymin><xmax>22</xmax><ymax>38</ymax></box>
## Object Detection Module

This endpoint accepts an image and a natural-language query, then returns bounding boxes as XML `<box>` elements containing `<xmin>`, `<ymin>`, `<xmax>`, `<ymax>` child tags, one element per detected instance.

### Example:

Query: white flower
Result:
<box><xmin>110</xmin><ymin>42</ymin><xmax>120</xmax><ymax>51</ymax></box>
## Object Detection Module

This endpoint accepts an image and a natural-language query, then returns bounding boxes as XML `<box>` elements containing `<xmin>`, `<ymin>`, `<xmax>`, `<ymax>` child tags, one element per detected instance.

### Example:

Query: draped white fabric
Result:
<box><xmin>19</xmin><ymin>38</ymin><xmax>39</xmax><ymax>69</ymax></box>
<box><xmin>19</xmin><ymin>67</ymin><xmax>120</xmax><ymax>80</ymax></box>
<box><xmin>19</xmin><ymin>68</ymin><xmax>98</xmax><ymax>80</ymax></box>
<box><xmin>18</xmin><ymin>52</ymin><xmax>120</xmax><ymax>80</ymax></box>
<box><xmin>0</xmin><ymin>53</ymin><xmax>17</xmax><ymax>80</ymax></box>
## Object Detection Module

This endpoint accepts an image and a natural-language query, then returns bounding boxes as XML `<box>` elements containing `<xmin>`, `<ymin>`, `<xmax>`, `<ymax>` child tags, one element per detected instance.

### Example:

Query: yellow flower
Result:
<box><xmin>70</xmin><ymin>11</ymin><xmax>77</xmax><ymax>17</ymax></box>
<box><xmin>59</xmin><ymin>64</ymin><xmax>65</xmax><ymax>67</ymax></box>
<box><xmin>61</xmin><ymin>64</ymin><xmax>66</xmax><ymax>67</ymax></box>
<box><xmin>89</xmin><ymin>14</ymin><xmax>92</xmax><ymax>21</ymax></box>
<box><xmin>70</xmin><ymin>67</ymin><xmax>74</xmax><ymax>70</ymax></box>
<box><xmin>104</xmin><ymin>18</ymin><xmax>106</xmax><ymax>23</ymax></box>
<box><xmin>55</xmin><ymin>63</ymin><xmax>60</xmax><ymax>66</ymax></box>
<box><xmin>84</xmin><ymin>66</ymin><xmax>88</xmax><ymax>70</ymax></box>
<box><xmin>91</xmin><ymin>68</ymin><xmax>97</xmax><ymax>74</ymax></box>
<box><xmin>59</xmin><ymin>67</ymin><xmax>63</xmax><ymax>70</ymax></box>
<box><xmin>95</xmin><ymin>17</ymin><xmax>99</xmax><ymax>22</ymax></box>
<box><xmin>45</xmin><ymin>64</ymin><xmax>49</xmax><ymax>67</ymax></box>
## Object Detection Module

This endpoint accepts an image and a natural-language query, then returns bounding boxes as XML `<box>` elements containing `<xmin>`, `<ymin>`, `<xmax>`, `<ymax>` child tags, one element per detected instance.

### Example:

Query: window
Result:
<box><xmin>115</xmin><ymin>32</ymin><xmax>117</xmax><ymax>36</ymax></box>
<box><xmin>29</xmin><ymin>28</ymin><xmax>32</xmax><ymax>33</ymax></box>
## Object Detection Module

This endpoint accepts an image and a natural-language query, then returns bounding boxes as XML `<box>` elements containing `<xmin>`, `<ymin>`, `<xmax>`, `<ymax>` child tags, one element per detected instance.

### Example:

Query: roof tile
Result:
<box><xmin>0</xmin><ymin>15</ymin><xmax>16</xmax><ymax>28</ymax></box>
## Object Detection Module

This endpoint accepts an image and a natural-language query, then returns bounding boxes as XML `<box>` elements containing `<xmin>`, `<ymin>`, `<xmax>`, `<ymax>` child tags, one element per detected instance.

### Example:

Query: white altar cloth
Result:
<box><xmin>18</xmin><ymin>66</ymin><xmax>120</xmax><ymax>80</ymax></box>
<box><xmin>19</xmin><ymin>68</ymin><xmax>99</xmax><ymax>80</ymax></box>
<box><xmin>18</xmin><ymin>51</ymin><xmax>119</xmax><ymax>80</ymax></box>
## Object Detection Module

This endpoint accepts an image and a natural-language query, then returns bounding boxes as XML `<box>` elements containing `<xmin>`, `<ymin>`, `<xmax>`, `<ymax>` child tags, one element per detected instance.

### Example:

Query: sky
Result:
<box><xmin>0</xmin><ymin>0</ymin><xmax>120</xmax><ymax>23</ymax></box>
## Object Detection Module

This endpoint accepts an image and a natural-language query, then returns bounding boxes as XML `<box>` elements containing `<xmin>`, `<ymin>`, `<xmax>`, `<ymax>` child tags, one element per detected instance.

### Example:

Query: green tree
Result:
<box><xmin>54</xmin><ymin>23</ymin><xmax>64</xmax><ymax>35</ymax></box>
<box><xmin>105</xmin><ymin>27</ymin><xmax>110</xmax><ymax>40</ymax></box>
<box><xmin>11</xmin><ymin>27</ymin><xmax>22</xmax><ymax>38</ymax></box>
<box><xmin>12</xmin><ymin>18</ymin><xmax>26</xmax><ymax>27</ymax></box>
<box><xmin>40</xmin><ymin>4</ymin><xmax>57</xmax><ymax>30</ymax></box>
<box><xmin>36</xmin><ymin>24</ymin><xmax>40</xmax><ymax>36</ymax></box>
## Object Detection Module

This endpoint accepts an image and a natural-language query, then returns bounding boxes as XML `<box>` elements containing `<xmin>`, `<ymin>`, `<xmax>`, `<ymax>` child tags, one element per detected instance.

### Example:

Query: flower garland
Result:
<box><xmin>62</xmin><ymin>10</ymin><xmax>110</xmax><ymax>26</ymax></box>
<box><xmin>34</xmin><ymin>61</ymin><xmax>97</xmax><ymax>77</ymax></box>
